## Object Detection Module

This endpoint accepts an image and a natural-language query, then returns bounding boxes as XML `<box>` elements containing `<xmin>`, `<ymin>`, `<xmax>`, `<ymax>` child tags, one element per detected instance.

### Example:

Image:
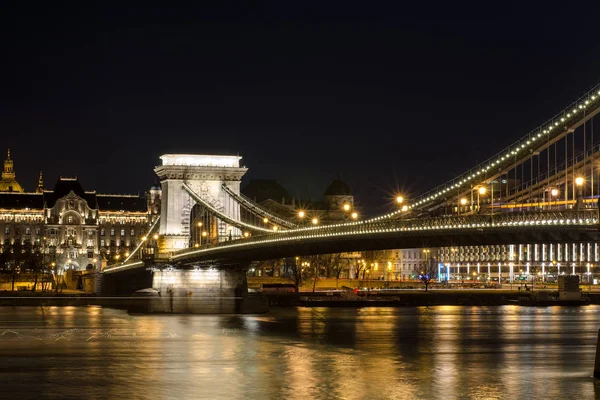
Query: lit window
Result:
<box><xmin>68</xmin><ymin>216</ymin><xmax>73</xmax><ymax>224</ymax></box>
<box><xmin>110</xmin><ymin>228</ymin><xmax>115</xmax><ymax>236</ymax></box>
<box><xmin>120</xmin><ymin>229</ymin><xmax>125</xmax><ymax>237</ymax></box>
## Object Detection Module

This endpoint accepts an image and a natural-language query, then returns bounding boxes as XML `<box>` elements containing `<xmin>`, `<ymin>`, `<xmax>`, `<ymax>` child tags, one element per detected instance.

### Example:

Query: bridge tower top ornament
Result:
<box><xmin>154</xmin><ymin>153</ymin><xmax>248</xmax><ymax>253</ymax></box>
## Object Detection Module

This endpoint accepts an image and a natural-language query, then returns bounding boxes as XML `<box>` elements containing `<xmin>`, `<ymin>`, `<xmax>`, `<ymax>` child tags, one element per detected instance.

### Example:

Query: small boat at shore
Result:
<box><xmin>517</xmin><ymin>290</ymin><xmax>590</xmax><ymax>307</ymax></box>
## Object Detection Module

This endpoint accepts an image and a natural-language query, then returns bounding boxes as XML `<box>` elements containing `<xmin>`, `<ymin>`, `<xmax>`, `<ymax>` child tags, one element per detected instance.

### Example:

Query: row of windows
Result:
<box><xmin>100</xmin><ymin>228</ymin><xmax>138</xmax><ymax>236</ymax></box>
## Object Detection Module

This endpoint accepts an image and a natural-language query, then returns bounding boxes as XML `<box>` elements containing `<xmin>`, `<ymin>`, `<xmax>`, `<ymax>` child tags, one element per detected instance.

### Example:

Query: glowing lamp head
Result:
<box><xmin>401</xmin><ymin>205</ymin><xmax>408</xmax><ymax>212</ymax></box>
<box><xmin>550</xmin><ymin>188</ymin><xmax>559</xmax><ymax>197</ymax></box>
<box><xmin>153</xmin><ymin>234</ymin><xmax>159</xmax><ymax>240</ymax></box>
<box><xmin>478</xmin><ymin>187</ymin><xmax>486</xmax><ymax>195</ymax></box>
<box><xmin>243</xmin><ymin>232</ymin><xmax>250</xmax><ymax>238</ymax></box>
<box><xmin>202</xmin><ymin>231</ymin><xmax>207</xmax><ymax>237</ymax></box>
<box><xmin>263</xmin><ymin>217</ymin><xmax>269</xmax><ymax>224</ymax></box>
<box><xmin>343</xmin><ymin>203</ymin><xmax>351</xmax><ymax>211</ymax></box>
<box><xmin>311</xmin><ymin>218</ymin><xmax>318</xmax><ymax>225</ymax></box>
<box><xmin>298</xmin><ymin>210</ymin><xmax>305</xmax><ymax>218</ymax></box>
<box><xmin>272</xmin><ymin>226</ymin><xmax>278</xmax><ymax>232</ymax></box>
<box><xmin>351</xmin><ymin>212</ymin><xmax>358</xmax><ymax>219</ymax></box>
<box><xmin>396</xmin><ymin>196</ymin><xmax>404</xmax><ymax>204</ymax></box>
<box><xmin>460</xmin><ymin>198</ymin><xmax>468</xmax><ymax>205</ymax></box>
<box><xmin>142</xmin><ymin>236</ymin><xmax>147</xmax><ymax>241</ymax></box>
<box><xmin>575</xmin><ymin>176</ymin><xmax>584</xmax><ymax>186</ymax></box>
<box><xmin>197</xmin><ymin>221</ymin><xmax>202</xmax><ymax>227</ymax></box>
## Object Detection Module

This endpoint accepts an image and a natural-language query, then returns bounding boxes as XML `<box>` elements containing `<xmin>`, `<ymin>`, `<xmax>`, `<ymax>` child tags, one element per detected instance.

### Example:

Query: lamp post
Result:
<box><xmin>459</xmin><ymin>198</ymin><xmax>467</xmax><ymax>215</ymax></box>
<box><xmin>575</xmin><ymin>176</ymin><xmax>584</xmax><ymax>210</ymax></box>
<box><xmin>550</xmin><ymin>188</ymin><xmax>559</xmax><ymax>210</ymax></box>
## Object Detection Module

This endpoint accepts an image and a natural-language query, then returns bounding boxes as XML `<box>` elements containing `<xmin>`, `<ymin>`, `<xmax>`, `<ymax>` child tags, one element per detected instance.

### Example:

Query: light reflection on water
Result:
<box><xmin>0</xmin><ymin>306</ymin><xmax>599</xmax><ymax>399</ymax></box>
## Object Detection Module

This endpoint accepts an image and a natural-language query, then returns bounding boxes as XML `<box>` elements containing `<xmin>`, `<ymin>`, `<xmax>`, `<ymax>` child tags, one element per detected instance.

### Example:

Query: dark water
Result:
<box><xmin>0</xmin><ymin>306</ymin><xmax>599</xmax><ymax>399</ymax></box>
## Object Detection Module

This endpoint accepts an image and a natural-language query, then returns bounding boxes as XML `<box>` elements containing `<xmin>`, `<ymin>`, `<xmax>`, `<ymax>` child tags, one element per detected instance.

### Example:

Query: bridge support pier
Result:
<box><xmin>146</xmin><ymin>266</ymin><xmax>267</xmax><ymax>314</ymax></box>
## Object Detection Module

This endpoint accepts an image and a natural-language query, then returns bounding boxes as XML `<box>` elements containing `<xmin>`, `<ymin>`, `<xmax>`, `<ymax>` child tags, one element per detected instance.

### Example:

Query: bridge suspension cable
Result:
<box><xmin>220</xmin><ymin>184</ymin><xmax>298</xmax><ymax>229</ymax></box>
<box><xmin>405</xmin><ymin>83</ymin><xmax>600</xmax><ymax>212</ymax></box>
<box><xmin>121</xmin><ymin>215</ymin><xmax>161</xmax><ymax>264</ymax></box>
<box><xmin>182</xmin><ymin>182</ymin><xmax>275</xmax><ymax>234</ymax></box>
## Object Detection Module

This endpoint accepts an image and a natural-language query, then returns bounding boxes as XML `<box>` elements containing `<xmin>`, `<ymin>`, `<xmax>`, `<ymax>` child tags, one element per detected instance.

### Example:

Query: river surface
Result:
<box><xmin>0</xmin><ymin>306</ymin><xmax>599</xmax><ymax>399</ymax></box>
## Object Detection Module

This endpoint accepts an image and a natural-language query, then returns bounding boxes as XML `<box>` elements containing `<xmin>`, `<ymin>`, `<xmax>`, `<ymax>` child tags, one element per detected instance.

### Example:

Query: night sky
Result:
<box><xmin>2</xmin><ymin>3</ymin><xmax>600</xmax><ymax>215</ymax></box>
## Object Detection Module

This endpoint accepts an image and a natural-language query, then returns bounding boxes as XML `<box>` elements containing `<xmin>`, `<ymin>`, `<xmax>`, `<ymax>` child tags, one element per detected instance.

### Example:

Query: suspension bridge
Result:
<box><xmin>101</xmin><ymin>82</ymin><xmax>600</xmax><ymax>312</ymax></box>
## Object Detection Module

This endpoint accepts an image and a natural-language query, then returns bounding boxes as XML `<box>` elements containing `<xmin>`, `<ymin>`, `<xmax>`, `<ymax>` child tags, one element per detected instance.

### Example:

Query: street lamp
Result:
<box><xmin>575</xmin><ymin>176</ymin><xmax>584</xmax><ymax>209</ymax></box>
<box><xmin>351</xmin><ymin>211</ymin><xmax>358</xmax><ymax>220</ymax></box>
<box><xmin>263</xmin><ymin>217</ymin><xmax>269</xmax><ymax>224</ymax></box>
<box><xmin>298</xmin><ymin>210</ymin><xmax>305</xmax><ymax>219</ymax></box>
<box><xmin>550</xmin><ymin>188</ymin><xmax>559</xmax><ymax>210</ymax></box>
<box><xmin>343</xmin><ymin>203</ymin><xmax>351</xmax><ymax>212</ymax></box>
<box><xmin>396</xmin><ymin>196</ymin><xmax>404</xmax><ymax>204</ymax></box>
<box><xmin>459</xmin><ymin>198</ymin><xmax>467</xmax><ymax>215</ymax></box>
<box><xmin>312</xmin><ymin>218</ymin><xmax>318</xmax><ymax>225</ymax></box>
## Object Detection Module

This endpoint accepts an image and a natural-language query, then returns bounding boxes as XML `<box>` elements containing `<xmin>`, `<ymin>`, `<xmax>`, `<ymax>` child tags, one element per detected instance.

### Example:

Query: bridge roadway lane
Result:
<box><xmin>170</xmin><ymin>209</ymin><xmax>600</xmax><ymax>266</ymax></box>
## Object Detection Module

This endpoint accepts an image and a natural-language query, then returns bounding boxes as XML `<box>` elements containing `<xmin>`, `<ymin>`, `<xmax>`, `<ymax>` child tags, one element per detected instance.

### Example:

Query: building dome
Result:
<box><xmin>0</xmin><ymin>149</ymin><xmax>24</xmax><ymax>193</ymax></box>
<box><xmin>324</xmin><ymin>179</ymin><xmax>351</xmax><ymax>196</ymax></box>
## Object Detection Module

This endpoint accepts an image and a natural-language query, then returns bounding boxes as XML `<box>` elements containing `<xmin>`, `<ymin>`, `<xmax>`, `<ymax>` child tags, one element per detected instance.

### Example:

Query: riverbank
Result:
<box><xmin>0</xmin><ymin>289</ymin><xmax>598</xmax><ymax>309</ymax></box>
<box><xmin>268</xmin><ymin>290</ymin><xmax>600</xmax><ymax>307</ymax></box>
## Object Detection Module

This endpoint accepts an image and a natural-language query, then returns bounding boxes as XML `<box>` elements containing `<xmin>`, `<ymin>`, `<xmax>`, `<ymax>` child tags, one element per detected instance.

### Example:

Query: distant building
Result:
<box><xmin>0</xmin><ymin>150</ymin><xmax>156</xmax><ymax>271</ymax></box>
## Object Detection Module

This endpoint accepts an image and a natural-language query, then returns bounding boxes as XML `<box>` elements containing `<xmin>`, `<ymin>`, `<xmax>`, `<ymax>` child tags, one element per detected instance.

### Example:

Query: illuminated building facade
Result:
<box><xmin>0</xmin><ymin>151</ymin><xmax>158</xmax><ymax>271</ymax></box>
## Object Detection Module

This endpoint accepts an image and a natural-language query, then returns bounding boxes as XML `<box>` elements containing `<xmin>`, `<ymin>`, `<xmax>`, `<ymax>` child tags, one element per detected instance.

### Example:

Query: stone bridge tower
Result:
<box><xmin>154</xmin><ymin>154</ymin><xmax>248</xmax><ymax>253</ymax></box>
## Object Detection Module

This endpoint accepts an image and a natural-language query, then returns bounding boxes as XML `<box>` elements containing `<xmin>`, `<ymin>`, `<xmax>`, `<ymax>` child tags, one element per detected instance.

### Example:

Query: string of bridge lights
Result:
<box><xmin>172</xmin><ymin>215</ymin><xmax>598</xmax><ymax>261</ymax></box>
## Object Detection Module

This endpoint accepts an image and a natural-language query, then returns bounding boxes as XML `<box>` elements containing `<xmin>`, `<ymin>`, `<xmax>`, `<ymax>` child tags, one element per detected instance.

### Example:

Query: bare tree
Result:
<box><xmin>419</xmin><ymin>255</ymin><xmax>438</xmax><ymax>291</ymax></box>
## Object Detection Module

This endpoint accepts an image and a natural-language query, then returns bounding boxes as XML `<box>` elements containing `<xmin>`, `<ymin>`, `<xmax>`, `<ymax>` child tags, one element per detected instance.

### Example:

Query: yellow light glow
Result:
<box><xmin>311</xmin><ymin>218</ymin><xmax>318</xmax><ymax>225</ymax></box>
<box><xmin>142</xmin><ymin>236</ymin><xmax>147</xmax><ymax>241</ymax></box>
<box><xmin>460</xmin><ymin>198</ymin><xmax>468</xmax><ymax>205</ymax></box>
<box><xmin>575</xmin><ymin>176</ymin><xmax>584</xmax><ymax>186</ymax></box>
<box><xmin>273</xmin><ymin>226</ymin><xmax>278</xmax><ymax>231</ymax></box>
<box><xmin>478</xmin><ymin>187</ymin><xmax>486</xmax><ymax>195</ymax></box>
<box><xmin>197</xmin><ymin>221</ymin><xmax>203</xmax><ymax>227</ymax></box>
<box><xmin>351</xmin><ymin>212</ymin><xmax>358</xmax><ymax>219</ymax></box>
<box><xmin>202</xmin><ymin>231</ymin><xmax>207</xmax><ymax>237</ymax></box>
<box><xmin>396</xmin><ymin>196</ymin><xmax>403</xmax><ymax>204</ymax></box>
<box><xmin>298</xmin><ymin>210</ymin><xmax>305</xmax><ymax>218</ymax></box>
<box><xmin>153</xmin><ymin>234</ymin><xmax>159</xmax><ymax>240</ymax></box>
<box><xmin>551</xmin><ymin>188</ymin><xmax>559</xmax><ymax>197</ymax></box>
<box><xmin>263</xmin><ymin>217</ymin><xmax>269</xmax><ymax>224</ymax></box>
<box><xmin>194</xmin><ymin>243</ymin><xmax>199</xmax><ymax>248</ymax></box>
<box><xmin>343</xmin><ymin>203</ymin><xmax>351</xmax><ymax>211</ymax></box>
<box><xmin>92</xmin><ymin>258</ymin><xmax>97</xmax><ymax>263</ymax></box>
<box><xmin>125</xmin><ymin>252</ymin><xmax>129</xmax><ymax>257</ymax></box>
<box><xmin>401</xmin><ymin>205</ymin><xmax>408</xmax><ymax>212</ymax></box>
<box><xmin>243</xmin><ymin>232</ymin><xmax>250</xmax><ymax>238</ymax></box>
